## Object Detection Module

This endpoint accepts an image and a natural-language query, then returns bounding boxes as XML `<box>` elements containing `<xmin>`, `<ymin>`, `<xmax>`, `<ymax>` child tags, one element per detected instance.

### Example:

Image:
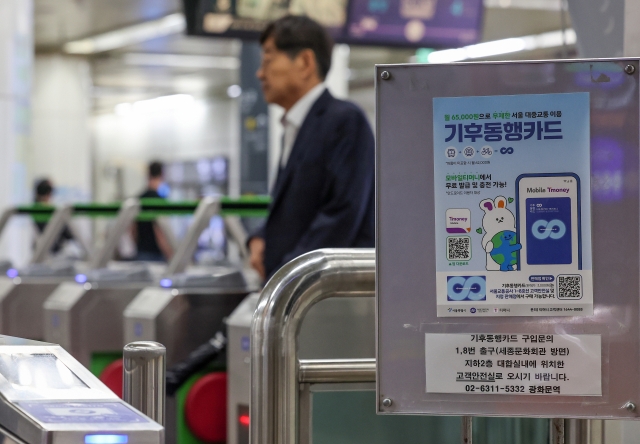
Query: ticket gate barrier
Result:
<box><xmin>123</xmin><ymin>266</ymin><xmax>252</xmax><ymax>444</ymax></box>
<box><xmin>44</xmin><ymin>196</ymin><xmax>269</xmax><ymax>385</ymax></box>
<box><xmin>0</xmin><ymin>204</ymin><xmax>88</xmax><ymax>341</ymax></box>
<box><xmin>41</xmin><ymin>197</ymin><xmax>207</xmax><ymax>370</ymax></box>
<box><xmin>44</xmin><ymin>263</ymin><xmax>158</xmax><ymax>369</ymax></box>
<box><xmin>249</xmin><ymin>249</ymin><xmax>557</xmax><ymax>444</ymax></box>
<box><xmin>124</xmin><ymin>268</ymin><xmax>252</xmax><ymax>367</ymax></box>
<box><xmin>117</xmin><ymin>200</ymin><xmax>266</xmax><ymax>444</ymax></box>
<box><xmin>0</xmin><ymin>196</ymin><xmax>269</xmax><ymax>344</ymax></box>
<box><xmin>0</xmin><ymin>335</ymin><xmax>163</xmax><ymax>444</ymax></box>
<box><xmin>0</xmin><ymin>200</ymin><xmax>139</xmax><ymax>342</ymax></box>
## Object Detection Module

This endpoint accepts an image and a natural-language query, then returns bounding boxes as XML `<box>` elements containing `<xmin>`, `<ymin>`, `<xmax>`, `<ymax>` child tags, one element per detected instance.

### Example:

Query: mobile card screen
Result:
<box><xmin>525</xmin><ymin>197</ymin><xmax>572</xmax><ymax>265</ymax></box>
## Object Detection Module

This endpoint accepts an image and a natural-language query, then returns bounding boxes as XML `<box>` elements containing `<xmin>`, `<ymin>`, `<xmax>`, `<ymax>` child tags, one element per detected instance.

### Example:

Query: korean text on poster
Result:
<box><xmin>433</xmin><ymin>93</ymin><xmax>593</xmax><ymax>317</ymax></box>
<box><xmin>425</xmin><ymin>333</ymin><xmax>601</xmax><ymax>396</ymax></box>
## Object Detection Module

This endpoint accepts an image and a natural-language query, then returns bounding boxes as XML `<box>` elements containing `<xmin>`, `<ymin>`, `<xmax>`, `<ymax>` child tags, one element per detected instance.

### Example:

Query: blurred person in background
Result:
<box><xmin>33</xmin><ymin>178</ymin><xmax>74</xmax><ymax>254</ymax></box>
<box><xmin>133</xmin><ymin>161</ymin><xmax>173</xmax><ymax>261</ymax></box>
<box><xmin>248</xmin><ymin>15</ymin><xmax>375</xmax><ymax>280</ymax></box>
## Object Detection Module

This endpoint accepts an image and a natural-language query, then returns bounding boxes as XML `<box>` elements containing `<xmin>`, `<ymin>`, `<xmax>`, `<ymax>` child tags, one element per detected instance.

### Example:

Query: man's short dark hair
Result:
<box><xmin>149</xmin><ymin>161</ymin><xmax>163</xmax><ymax>179</ymax></box>
<box><xmin>35</xmin><ymin>179</ymin><xmax>53</xmax><ymax>202</ymax></box>
<box><xmin>260</xmin><ymin>15</ymin><xmax>334</xmax><ymax>80</ymax></box>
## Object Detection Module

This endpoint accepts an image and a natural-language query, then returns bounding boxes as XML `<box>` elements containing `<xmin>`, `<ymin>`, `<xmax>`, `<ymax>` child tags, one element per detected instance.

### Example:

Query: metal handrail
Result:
<box><xmin>298</xmin><ymin>358</ymin><xmax>376</xmax><ymax>384</ymax></box>
<box><xmin>250</xmin><ymin>248</ymin><xmax>578</xmax><ymax>444</ymax></box>
<box><xmin>250</xmin><ymin>248</ymin><xmax>375</xmax><ymax>444</ymax></box>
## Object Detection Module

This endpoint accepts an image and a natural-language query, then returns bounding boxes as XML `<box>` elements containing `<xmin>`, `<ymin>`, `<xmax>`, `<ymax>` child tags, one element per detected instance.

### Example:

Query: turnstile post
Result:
<box><xmin>123</xmin><ymin>341</ymin><xmax>166</xmax><ymax>425</ymax></box>
<box><xmin>565</xmin><ymin>419</ymin><xmax>589</xmax><ymax>444</ymax></box>
<box><xmin>550</xmin><ymin>418</ymin><xmax>565</xmax><ymax>444</ymax></box>
<box><xmin>462</xmin><ymin>416</ymin><xmax>472</xmax><ymax>444</ymax></box>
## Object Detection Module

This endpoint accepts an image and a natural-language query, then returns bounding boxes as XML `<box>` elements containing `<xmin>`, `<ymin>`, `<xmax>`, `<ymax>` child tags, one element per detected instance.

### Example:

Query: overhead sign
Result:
<box><xmin>348</xmin><ymin>0</ymin><xmax>483</xmax><ymax>47</ymax></box>
<box><xmin>432</xmin><ymin>93</ymin><xmax>593</xmax><ymax>317</ymax></box>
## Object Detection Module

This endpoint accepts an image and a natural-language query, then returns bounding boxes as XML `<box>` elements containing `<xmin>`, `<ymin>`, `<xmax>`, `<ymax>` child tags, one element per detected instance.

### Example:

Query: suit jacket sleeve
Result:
<box><xmin>280</xmin><ymin>107</ymin><xmax>375</xmax><ymax>265</ymax></box>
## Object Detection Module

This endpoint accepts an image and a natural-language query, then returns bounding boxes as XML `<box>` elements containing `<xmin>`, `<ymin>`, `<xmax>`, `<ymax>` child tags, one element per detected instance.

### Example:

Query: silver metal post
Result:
<box><xmin>462</xmin><ymin>416</ymin><xmax>473</xmax><ymax>444</ymax></box>
<box><xmin>90</xmin><ymin>198</ymin><xmax>140</xmax><ymax>269</ymax></box>
<box><xmin>165</xmin><ymin>196</ymin><xmax>220</xmax><ymax>275</ymax></box>
<box><xmin>123</xmin><ymin>341</ymin><xmax>166</xmax><ymax>425</ymax></box>
<box><xmin>550</xmin><ymin>418</ymin><xmax>565</xmax><ymax>444</ymax></box>
<box><xmin>565</xmin><ymin>419</ymin><xmax>589</xmax><ymax>444</ymax></box>
<box><xmin>251</xmin><ymin>248</ymin><xmax>375</xmax><ymax>444</ymax></box>
<box><xmin>589</xmin><ymin>419</ymin><xmax>604</xmax><ymax>444</ymax></box>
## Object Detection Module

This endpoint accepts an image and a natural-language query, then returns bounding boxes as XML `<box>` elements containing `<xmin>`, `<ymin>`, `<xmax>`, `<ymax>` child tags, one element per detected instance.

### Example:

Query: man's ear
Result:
<box><xmin>296</xmin><ymin>48</ymin><xmax>319</xmax><ymax>81</ymax></box>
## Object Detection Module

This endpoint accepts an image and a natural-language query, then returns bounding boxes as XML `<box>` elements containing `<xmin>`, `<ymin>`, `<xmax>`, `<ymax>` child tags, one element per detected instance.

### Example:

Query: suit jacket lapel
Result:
<box><xmin>269</xmin><ymin>90</ymin><xmax>332</xmax><ymax>213</ymax></box>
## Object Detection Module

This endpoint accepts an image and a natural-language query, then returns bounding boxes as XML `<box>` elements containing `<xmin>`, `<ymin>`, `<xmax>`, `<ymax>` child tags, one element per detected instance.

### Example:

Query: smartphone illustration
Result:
<box><xmin>515</xmin><ymin>173</ymin><xmax>582</xmax><ymax>270</ymax></box>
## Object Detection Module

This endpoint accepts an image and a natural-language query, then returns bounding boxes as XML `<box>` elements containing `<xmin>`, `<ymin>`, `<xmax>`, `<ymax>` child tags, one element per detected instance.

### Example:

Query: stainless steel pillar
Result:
<box><xmin>462</xmin><ymin>416</ymin><xmax>473</xmax><ymax>444</ymax></box>
<box><xmin>123</xmin><ymin>341</ymin><xmax>166</xmax><ymax>425</ymax></box>
<box><xmin>565</xmin><ymin>419</ymin><xmax>589</xmax><ymax>444</ymax></box>
<box><xmin>550</xmin><ymin>418</ymin><xmax>565</xmax><ymax>444</ymax></box>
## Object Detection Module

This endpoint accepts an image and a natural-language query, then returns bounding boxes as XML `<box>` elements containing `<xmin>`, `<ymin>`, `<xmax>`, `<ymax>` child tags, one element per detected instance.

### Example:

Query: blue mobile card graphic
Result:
<box><xmin>525</xmin><ymin>197</ymin><xmax>572</xmax><ymax>265</ymax></box>
<box><xmin>447</xmin><ymin>276</ymin><xmax>486</xmax><ymax>301</ymax></box>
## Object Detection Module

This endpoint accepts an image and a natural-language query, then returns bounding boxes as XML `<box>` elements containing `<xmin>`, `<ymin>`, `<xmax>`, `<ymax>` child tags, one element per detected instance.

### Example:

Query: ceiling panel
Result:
<box><xmin>35</xmin><ymin>0</ymin><xmax>180</xmax><ymax>48</ymax></box>
<box><xmin>33</xmin><ymin>1</ymin><xmax>576</xmax><ymax>114</ymax></box>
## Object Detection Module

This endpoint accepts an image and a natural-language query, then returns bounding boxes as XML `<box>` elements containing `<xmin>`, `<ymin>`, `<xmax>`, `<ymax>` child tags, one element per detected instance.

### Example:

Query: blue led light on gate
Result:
<box><xmin>6</xmin><ymin>268</ymin><xmax>18</xmax><ymax>278</ymax></box>
<box><xmin>75</xmin><ymin>274</ymin><xmax>88</xmax><ymax>284</ymax></box>
<box><xmin>84</xmin><ymin>435</ymin><xmax>128</xmax><ymax>444</ymax></box>
<box><xmin>159</xmin><ymin>278</ymin><xmax>173</xmax><ymax>288</ymax></box>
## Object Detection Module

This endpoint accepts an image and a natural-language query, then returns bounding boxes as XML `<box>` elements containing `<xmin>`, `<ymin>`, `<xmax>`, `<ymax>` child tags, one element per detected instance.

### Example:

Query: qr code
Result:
<box><xmin>557</xmin><ymin>275</ymin><xmax>582</xmax><ymax>300</ymax></box>
<box><xmin>447</xmin><ymin>236</ymin><xmax>471</xmax><ymax>261</ymax></box>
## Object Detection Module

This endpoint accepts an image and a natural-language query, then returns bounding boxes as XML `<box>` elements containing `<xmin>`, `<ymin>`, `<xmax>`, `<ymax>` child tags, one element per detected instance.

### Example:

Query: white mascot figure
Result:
<box><xmin>479</xmin><ymin>196</ymin><xmax>517</xmax><ymax>271</ymax></box>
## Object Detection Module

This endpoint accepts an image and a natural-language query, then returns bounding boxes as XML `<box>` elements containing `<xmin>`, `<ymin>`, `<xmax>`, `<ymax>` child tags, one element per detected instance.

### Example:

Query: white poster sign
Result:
<box><xmin>433</xmin><ymin>93</ymin><xmax>594</xmax><ymax>317</ymax></box>
<box><xmin>425</xmin><ymin>333</ymin><xmax>601</xmax><ymax>396</ymax></box>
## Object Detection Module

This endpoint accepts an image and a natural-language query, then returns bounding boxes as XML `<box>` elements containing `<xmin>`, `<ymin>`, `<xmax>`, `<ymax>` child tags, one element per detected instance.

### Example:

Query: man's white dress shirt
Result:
<box><xmin>280</xmin><ymin>83</ymin><xmax>326</xmax><ymax>168</ymax></box>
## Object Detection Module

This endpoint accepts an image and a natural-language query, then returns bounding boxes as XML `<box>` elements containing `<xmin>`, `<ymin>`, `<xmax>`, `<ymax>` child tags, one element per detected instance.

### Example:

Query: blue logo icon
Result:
<box><xmin>470</xmin><ymin>307</ymin><xmax>477</xmax><ymax>313</ymax></box>
<box><xmin>447</xmin><ymin>276</ymin><xmax>486</xmax><ymax>301</ymax></box>
<box><xmin>241</xmin><ymin>336</ymin><xmax>250</xmax><ymax>351</ymax></box>
<box><xmin>531</xmin><ymin>219</ymin><xmax>566</xmax><ymax>240</ymax></box>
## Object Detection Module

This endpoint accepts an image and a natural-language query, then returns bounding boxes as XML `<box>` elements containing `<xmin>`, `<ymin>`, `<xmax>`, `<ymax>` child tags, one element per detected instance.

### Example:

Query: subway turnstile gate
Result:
<box><xmin>0</xmin><ymin>335</ymin><xmax>163</xmax><ymax>444</ymax></box>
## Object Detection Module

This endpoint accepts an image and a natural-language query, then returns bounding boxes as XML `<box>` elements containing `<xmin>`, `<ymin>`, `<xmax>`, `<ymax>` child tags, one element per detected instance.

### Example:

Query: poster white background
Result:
<box><xmin>425</xmin><ymin>333</ymin><xmax>601</xmax><ymax>396</ymax></box>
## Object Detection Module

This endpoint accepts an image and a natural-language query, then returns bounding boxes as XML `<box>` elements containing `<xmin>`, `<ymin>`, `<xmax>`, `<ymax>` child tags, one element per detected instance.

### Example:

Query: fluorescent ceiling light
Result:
<box><xmin>123</xmin><ymin>53</ymin><xmax>240</xmax><ymax>69</ymax></box>
<box><xmin>427</xmin><ymin>29</ymin><xmax>576</xmax><ymax>63</ymax></box>
<box><xmin>64</xmin><ymin>13</ymin><xmax>186</xmax><ymax>54</ymax></box>
<box><xmin>115</xmin><ymin>94</ymin><xmax>196</xmax><ymax>116</ymax></box>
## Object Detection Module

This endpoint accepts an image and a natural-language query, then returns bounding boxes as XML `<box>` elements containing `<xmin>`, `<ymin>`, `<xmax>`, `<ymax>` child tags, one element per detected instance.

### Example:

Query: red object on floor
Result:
<box><xmin>99</xmin><ymin>359</ymin><xmax>123</xmax><ymax>398</ymax></box>
<box><xmin>185</xmin><ymin>372</ymin><xmax>227</xmax><ymax>443</ymax></box>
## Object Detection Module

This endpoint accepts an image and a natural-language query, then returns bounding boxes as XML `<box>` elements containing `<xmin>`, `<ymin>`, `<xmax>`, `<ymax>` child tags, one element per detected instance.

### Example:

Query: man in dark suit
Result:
<box><xmin>249</xmin><ymin>15</ymin><xmax>375</xmax><ymax>280</ymax></box>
